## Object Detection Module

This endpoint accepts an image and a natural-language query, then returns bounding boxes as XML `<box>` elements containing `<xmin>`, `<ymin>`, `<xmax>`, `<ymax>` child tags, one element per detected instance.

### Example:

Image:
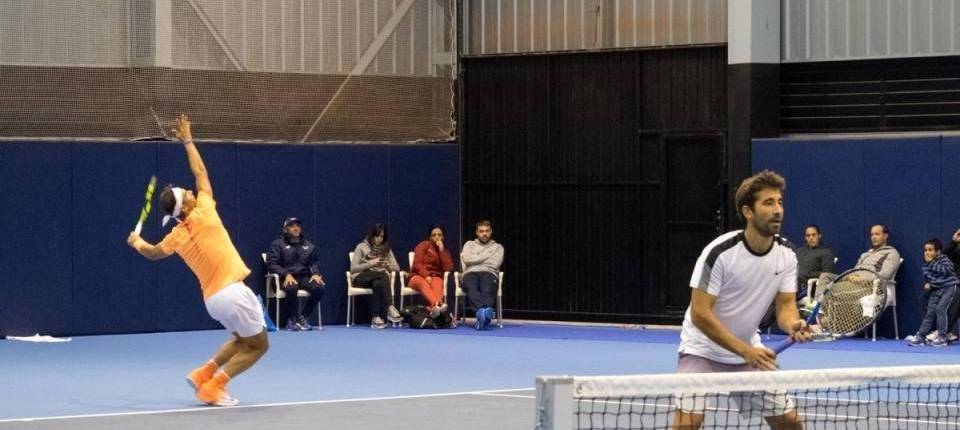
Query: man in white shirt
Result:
<box><xmin>673</xmin><ymin>170</ymin><xmax>812</xmax><ymax>430</ymax></box>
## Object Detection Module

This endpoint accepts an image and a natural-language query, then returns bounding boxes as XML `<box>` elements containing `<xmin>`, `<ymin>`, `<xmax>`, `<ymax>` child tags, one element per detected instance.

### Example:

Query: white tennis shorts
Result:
<box><xmin>204</xmin><ymin>282</ymin><xmax>266</xmax><ymax>338</ymax></box>
<box><xmin>674</xmin><ymin>353</ymin><xmax>795</xmax><ymax>418</ymax></box>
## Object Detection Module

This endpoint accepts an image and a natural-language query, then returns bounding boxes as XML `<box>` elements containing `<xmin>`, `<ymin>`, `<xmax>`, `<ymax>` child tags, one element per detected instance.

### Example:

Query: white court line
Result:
<box><xmin>0</xmin><ymin>387</ymin><xmax>533</xmax><ymax>424</ymax></box>
<box><xmin>472</xmin><ymin>392</ymin><xmax>536</xmax><ymax>399</ymax></box>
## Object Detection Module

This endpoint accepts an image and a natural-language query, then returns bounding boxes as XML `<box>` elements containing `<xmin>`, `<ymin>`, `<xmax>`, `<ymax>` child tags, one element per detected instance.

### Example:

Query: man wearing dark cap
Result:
<box><xmin>266</xmin><ymin>217</ymin><xmax>326</xmax><ymax>331</ymax></box>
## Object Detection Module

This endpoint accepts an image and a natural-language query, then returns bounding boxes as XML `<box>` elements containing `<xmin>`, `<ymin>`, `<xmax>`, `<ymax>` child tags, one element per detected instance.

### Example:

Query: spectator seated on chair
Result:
<box><xmin>350</xmin><ymin>223</ymin><xmax>402</xmax><ymax>329</ymax></box>
<box><xmin>760</xmin><ymin>225</ymin><xmax>833</xmax><ymax>332</ymax></box>
<box><xmin>408</xmin><ymin>224</ymin><xmax>454</xmax><ymax>319</ymax></box>
<box><xmin>905</xmin><ymin>239</ymin><xmax>958</xmax><ymax>347</ymax></box>
<box><xmin>795</xmin><ymin>224</ymin><xmax>835</xmax><ymax>306</ymax></box>
<box><xmin>460</xmin><ymin>220</ymin><xmax>504</xmax><ymax>330</ymax></box>
<box><xmin>855</xmin><ymin>224</ymin><xmax>901</xmax><ymax>281</ymax></box>
<box><xmin>266</xmin><ymin>217</ymin><xmax>325</xmax><ymax>331</ymax></box>
<box><xmin>811</xmin><ymin>224</ymin><xmax>902</xmax><ymax>292</ymax></box>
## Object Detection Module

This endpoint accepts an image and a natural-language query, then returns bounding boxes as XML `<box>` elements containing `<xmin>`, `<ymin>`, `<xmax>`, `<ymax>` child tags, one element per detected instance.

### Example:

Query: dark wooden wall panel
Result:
<box><xmin>462</xmin><ymin>47</ymin><xmax>727</xmax><ymax>324</ymax></box>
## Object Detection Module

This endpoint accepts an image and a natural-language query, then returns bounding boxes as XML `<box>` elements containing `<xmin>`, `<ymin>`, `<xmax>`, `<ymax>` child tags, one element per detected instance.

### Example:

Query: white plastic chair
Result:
<box><xmin>399</xmin><ymin>251</ymin><xmax>448</xmax><ymax>309</ymax></box>
<box><xmin>870</xmin><ymin>257</ymin><xmax>903</xmax><ymax>341</ymax></box>
<box><xmin>804</xmin><ymin>257</ymin><xmax>839</xmax><ymax>304</ymax></box>
<box><xmin>453</xmin><ymin>261</ymin><xmax>504</xmax><ymax>327</ymax></box>
<box><xmin>807</xmin><ymin>257</ymin><xmax>901</xmax><ymax>341</ymax></box>
<box><xmin>262</xmin><ymin>253</ymin><xmax>322</xmax><ymax>330</ymax></box>
<box><xmin>345</xmin><ymin>251</ymin><xmax>396</xmax><ymax>327</ymax></box>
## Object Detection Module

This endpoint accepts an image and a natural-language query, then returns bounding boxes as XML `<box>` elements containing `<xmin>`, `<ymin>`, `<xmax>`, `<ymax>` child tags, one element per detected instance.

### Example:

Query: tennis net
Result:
<box><xmin>535</xmin><ymin>364</ymin><xmax>960</xmax><ymax>429</ymax></box>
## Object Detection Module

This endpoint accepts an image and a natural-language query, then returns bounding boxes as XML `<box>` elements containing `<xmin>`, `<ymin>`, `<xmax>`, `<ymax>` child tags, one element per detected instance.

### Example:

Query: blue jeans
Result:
<box><xmin>462</xmin><ymin>272</ymin><xmax>498</xmax><ymax>310</ymax></box>
<box><xmin>917</xmin><ymin>286</ymin><xmax>957</xmax><ymax>337</ymax></box>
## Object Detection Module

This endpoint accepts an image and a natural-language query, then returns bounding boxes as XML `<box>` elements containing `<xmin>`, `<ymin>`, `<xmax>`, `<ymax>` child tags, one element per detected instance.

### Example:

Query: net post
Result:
<box><xmin>535</xmin><ymin>376</ymin><xmax>574</xmax><ymax>430</ymax></box>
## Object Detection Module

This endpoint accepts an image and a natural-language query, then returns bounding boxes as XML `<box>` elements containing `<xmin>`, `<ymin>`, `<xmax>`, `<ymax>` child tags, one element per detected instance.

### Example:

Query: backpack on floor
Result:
<box><xmin>402</xmin><ymin>305</ymin><xmax>436</xmax><ymax>329</ymax></box>
<box><xmin>433</xmin><ymin>310</ymin><xmax>457</xmax><ymax>329</ymax></box>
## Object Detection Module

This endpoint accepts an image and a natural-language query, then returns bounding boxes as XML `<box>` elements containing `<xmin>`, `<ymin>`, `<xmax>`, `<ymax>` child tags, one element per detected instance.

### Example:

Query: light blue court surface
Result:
<box><xmin>1</xmin><ymin>323</ymin><xmax>958</xmax><ymax>428</ymax></box>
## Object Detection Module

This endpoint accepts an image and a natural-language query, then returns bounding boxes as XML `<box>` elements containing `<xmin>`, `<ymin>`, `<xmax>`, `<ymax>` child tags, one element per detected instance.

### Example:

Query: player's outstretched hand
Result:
<box><xmin>173</xmin><ymin>113</ymin><xmax>193</xmax><ymax>143</ymax></box>
<box><xmin>743</xmin><ymin>345</ymin><xmax>778</xmax><ymax>371</ymax></box>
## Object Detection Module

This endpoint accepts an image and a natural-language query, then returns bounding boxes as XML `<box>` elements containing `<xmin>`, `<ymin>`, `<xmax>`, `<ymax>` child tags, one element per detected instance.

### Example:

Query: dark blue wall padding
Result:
<box><xmin>751</xmin><ymin>139</ymin><xmax>791</xmax><ymax>182</ymax></box>
<box><xmin>0</xmin><ymin>141</ymin><xmax>459</xmax><ymax>336</ymax></box>
<box><xmin>313</xmin><ymin>145</ymin><xmax>391</xmax><ymax>324</ymax></box>
<box><xmin>71</xmin><ymin>144</ymin><xmax>162</xmax><ymax>334</ymax></box>
<box><xmin>0</xmin><ymin>143</ymin><xmax>74</xmax><ymax>337</ymax></box>
<box><xmin>236</xmin><ymin>144</ymin><xmax>317</xmax><ymax>300</ymax></box>
<box><xmin>941</xmin><ymin>138</ymin><xmax>960</xmax><ymax>246</ymax></box>
<box><xmin>753</xmin><ymin>136</ymin><xmax>946</xmax><ymax>338</ymax></box>
<box><xmin>387</xmin><ymin>145</ymin><xmax>462</xmax><ymax>299</ymax></box>
<box><xmin>861</xmin><ymin>137</ymin><xmax>941</xmax><ymax>337</ymax></box>
<box><xmin>784</xmin><ymin>140</ymin><xmax>864</xmax><ymax>271</ymax></box>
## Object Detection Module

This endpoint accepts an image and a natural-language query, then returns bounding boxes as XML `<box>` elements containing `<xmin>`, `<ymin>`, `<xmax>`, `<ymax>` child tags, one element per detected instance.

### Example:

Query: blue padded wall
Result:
<box><xmin>0</xmin><ymin>141</ymin><xmax>459</xmax><ymax>336</ymax></box>
<box><xmin>236</xmin><ymin>144</ymin><xmax>317</xmax><ymax>299</ymax></box>
<box><xmin>753</xmin><ymin>136</ymin><xmax>947</xmax><ymax>338</ymax></box>
<box><xmin>941</xmin><ymin>138</ymin><xmax>960</xmax><ymax>245</ymax></box>
<box><xmin>71</xmin><ymin>144</ymin><xmax>162</xmax><ymax>334</ymax></box>
<box><xmin>0</xmin><ymin>143</ymin><xmax>74</xmax><ymax>336</ymax></box>
<box><xmin>388</xmin><ymin>145</ymin><xmax>462</xmax><ymax>299</ymax></box>
<box><xmin>313</xmin><ymin>145</ymin><xmax>391</xmax><ymax>324</ymax></box>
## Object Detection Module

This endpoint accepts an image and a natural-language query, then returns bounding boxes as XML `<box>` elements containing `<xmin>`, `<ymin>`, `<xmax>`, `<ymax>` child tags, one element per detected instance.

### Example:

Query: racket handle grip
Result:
<box><xmin>771</xmin><ymin>337</ymin><xmax>795</xmax><ymax>354</ymax></box>
<box><xmin>134</xmin><ymin>222</ymin><xmax>143</xmax><ymax>235</ymax></box>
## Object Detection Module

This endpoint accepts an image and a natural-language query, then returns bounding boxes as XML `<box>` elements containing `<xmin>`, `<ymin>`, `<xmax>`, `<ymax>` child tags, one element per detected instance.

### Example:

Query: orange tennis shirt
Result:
<box><xmin>157</xmin><ymin>191</ymin><xmax>250</xmax><ymax>300</ymax></box>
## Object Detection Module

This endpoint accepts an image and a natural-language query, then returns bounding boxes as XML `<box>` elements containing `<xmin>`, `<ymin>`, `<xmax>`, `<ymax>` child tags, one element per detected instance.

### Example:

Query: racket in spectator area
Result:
<box><xmin>133</xmin><ymin>175</ymin><xmax>157</xmax><ymax>235</ymax></box>
<box><xmin>773</xmin><ymin>268</ymin><xmax>886</xmax><ymax>353</ymax></box>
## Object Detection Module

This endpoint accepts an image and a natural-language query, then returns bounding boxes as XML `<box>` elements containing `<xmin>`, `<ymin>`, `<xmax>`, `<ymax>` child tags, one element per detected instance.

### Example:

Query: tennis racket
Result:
<box><xmin>133</xmin><ymin>175</ymin><xmax>157</xmax><ymax>235</ymax></box>
<box><xmin>773</xmin><ymin>268</ymin><xmax>886</xmax><ymax>353</ymax></box>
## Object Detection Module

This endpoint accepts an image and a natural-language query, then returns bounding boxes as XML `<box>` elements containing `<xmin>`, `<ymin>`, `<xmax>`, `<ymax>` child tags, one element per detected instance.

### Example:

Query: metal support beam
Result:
<box><xmin>186</xmin><ymin>0</ymin><xmax>245</xmax><ymax>71</ymax></box>
<box><xmin>300</xmin><ymin>0</ymin><xmax>415</xmax><ymax>142</ymax></box>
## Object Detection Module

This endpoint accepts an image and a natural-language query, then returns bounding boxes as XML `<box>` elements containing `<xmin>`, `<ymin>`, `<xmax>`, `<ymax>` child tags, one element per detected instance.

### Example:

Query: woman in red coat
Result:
<box><xmin>409</xmin><ymin>225</ymin><xmax>455</xmax><ymax>317</ymax></box>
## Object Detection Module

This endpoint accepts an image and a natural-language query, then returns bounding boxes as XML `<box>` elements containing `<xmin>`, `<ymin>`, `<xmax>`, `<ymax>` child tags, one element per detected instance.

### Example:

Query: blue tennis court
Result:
<box><xmin>1</xmin><ymin>323</ymin><xmax>958</xmax><ymax>429</ymax></box>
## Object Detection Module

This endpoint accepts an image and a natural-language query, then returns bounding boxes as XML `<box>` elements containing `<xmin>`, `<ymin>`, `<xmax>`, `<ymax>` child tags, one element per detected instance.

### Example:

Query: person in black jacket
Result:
<box><xmin>939</xmin><ymin>228</ymin><xmax>960</xmax><ymax>342</ymax></box>
<box><xmin>266</xmin><ymin>217</ymin><xmax>325</xmax><ymax>331</ymax></box>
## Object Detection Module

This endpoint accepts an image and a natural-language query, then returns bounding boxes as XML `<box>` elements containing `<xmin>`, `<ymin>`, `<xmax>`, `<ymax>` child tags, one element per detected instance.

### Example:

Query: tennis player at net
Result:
<box><xmin>127</xmin><ymin>114</ymin><xmax>268</xmax><ymax>407</ymax></box>
<box><xmin>673</xmin><ymin>170</ymin><xmax>812</xmax><ymax>430</ymax></box>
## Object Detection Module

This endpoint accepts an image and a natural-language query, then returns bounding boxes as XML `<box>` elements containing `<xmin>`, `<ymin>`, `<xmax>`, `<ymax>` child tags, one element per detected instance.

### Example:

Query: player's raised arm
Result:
<box><xmin>173</xmin><ymin>114</ymin><xmax>213</xmax><ymax>197</ymax></box>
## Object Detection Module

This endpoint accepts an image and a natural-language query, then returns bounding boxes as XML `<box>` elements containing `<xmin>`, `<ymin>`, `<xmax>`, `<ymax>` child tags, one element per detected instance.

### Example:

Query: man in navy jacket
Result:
<box><xmin>266</xmin><ymin>217</ymin><xmax>325</xmax><ymax>331</ymax></box>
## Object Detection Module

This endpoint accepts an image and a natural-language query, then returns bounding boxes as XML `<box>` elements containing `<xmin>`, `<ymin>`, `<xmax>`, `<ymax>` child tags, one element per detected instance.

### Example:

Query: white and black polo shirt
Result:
<box><xmin>678</xmin><ymin>230</ymin><xmax>798</xmax><ymax>364</ymax></box>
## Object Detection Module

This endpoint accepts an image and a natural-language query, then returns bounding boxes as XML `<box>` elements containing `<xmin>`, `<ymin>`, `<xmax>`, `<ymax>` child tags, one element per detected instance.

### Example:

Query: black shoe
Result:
<box><xmin>296</xmin><ymin>315</ymin><xmax>314</xmax><ymax>331</ymax></box>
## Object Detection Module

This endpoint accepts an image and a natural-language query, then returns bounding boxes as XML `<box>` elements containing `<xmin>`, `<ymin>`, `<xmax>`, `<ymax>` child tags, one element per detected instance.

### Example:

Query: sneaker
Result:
<box><xmin>211</xmin><ymin>394</ymin><xmax>240</xmax><ymax>407</ymax></box>
<box><xmin>905</xmin><ymin>334</ymin><xmax>925</xmax><ymax>346</ymax></box>
<box><xmin>430</xmin><ymin>306</ymin><xmax>442</xmax><ymax>319</ymax></box>
<box><xmin>481</xmin><ymin>307</ymin><xmax>493</xmax><ymax>330</ymax></box>
<box><xmin>185</xmin><ymin>363</ymin><xmax>216</xmax><ymax>392</ymax></box>
<box><xmin>297</xmin><ymin>315</ymin><xmax>314</xmax><ymax>331</ymax></box>
<box><xmin>930</xmin><ymin>336</ymin><xmax>949</xmax><ymax>347</ymax></box>
<box><xmin>474</xmin><ymin>308</ymin><xmax>484</xmax><ymax>330</ymax></box>
<box><xmin>197</xmin><ymin>383</ymin><xmax>240</xmax><ymax>407</ymax></box>
<box><xmin>386</xmin><ymin>305</ymin><xmax>403</xmax><ymax>323</ymax></box>
<box><xmin>475</xmin><ymin>307</ymin><xmax>491</xmax><ymax>330</ymax></box>
<box><xmin>948</xmin><ymin>332</ymin><xmax>959</xmax><ymax>343</ymax></box>
<box><xmin>285</xmin><ymin>318</ymin><xmax>301</xmax><ymax>331</ymax></box>
<box><xmin>371</xmin><ymin>316</ymin><xmax>386</xmax><ymax>329</ymax></box>
<box><xmin>926</xmin><ymin>330</ymin><xmax>940</xmax><ymax>342</ymax></box>
<box><xmin>199</xmin><ymin>391</ymin><xmax>239</xmax><ymax>407</ymax></box>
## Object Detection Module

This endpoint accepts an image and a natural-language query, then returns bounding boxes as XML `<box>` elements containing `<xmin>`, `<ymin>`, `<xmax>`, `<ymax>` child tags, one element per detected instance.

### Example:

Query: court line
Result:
<box><xmin>472</xmin><ymin>392</ymin><xmax>536</xmax><ymax>399</ymax></box>
<box><xmin>0</xmin><ymin>387</ymin><xmax>533</xmax><ymax>424</ymax></box>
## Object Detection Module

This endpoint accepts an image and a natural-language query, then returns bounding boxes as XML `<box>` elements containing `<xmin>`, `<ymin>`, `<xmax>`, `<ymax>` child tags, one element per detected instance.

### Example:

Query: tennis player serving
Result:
<box><xmin>127</xmin><ymin>114</ymin><xmax>268</xmax><ymax>407</ymax></box>
<box><xmin>673</xmin><ymin>170</ymin><xmax>811</xmax><ymax>430</ymax></box>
